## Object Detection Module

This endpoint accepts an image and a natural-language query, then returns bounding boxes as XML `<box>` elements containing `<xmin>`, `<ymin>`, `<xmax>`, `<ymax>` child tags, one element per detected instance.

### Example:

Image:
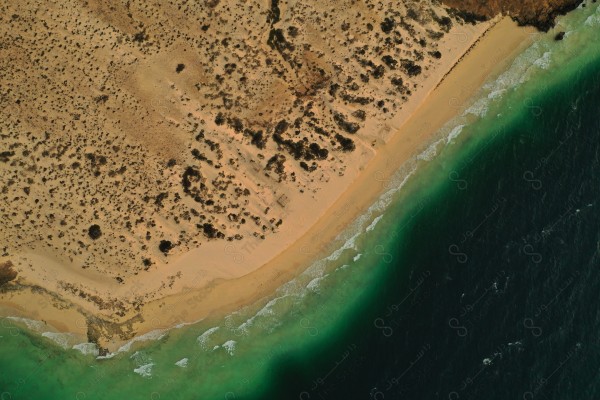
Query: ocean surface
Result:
<box><xmin>2</xmin><ymin>3</ymin><xmax>600</xmax><ymax>399</ymax></box>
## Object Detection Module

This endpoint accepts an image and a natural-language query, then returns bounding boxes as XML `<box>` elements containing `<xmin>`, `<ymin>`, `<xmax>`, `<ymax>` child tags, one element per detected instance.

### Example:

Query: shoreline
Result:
<box><xmin>0</xmin><ymin>17</ymin><xmax>536</xmax><ymax>353</ymax></box>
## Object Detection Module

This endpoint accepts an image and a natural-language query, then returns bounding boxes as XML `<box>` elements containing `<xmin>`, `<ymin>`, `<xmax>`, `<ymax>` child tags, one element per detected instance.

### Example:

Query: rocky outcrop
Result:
<box><xmin>0</xmin><ymin>261</ymin><xmax>17</xmax><ymax>286</ymax></box>
<box><xmin>442</xmin><ymin>0</ymin><xmax>586</xmax><ymax>31</ymax></box>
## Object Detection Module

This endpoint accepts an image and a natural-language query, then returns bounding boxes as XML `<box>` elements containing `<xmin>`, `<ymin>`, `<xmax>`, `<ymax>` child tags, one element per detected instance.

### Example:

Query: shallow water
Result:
<box><xmin>2</xmin><ymin>3</ymin><xmax>600</xmax><ymax>399</ymax></box>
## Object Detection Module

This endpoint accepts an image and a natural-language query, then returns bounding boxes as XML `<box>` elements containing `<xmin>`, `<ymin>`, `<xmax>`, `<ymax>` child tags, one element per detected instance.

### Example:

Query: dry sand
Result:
<box><xmin>0</xmin><ymin>11</ymin><xmax>535</xmax><ymax>351</ymax></box>
<box><xmin>133</xmin><ymin>17</ymin><xmax>537</xmax><ymax>345</ymax></box>
<box><xmin>1</xmin><ymin>1</ymin><xmax>472</xmax><ymax>316</ymax></box>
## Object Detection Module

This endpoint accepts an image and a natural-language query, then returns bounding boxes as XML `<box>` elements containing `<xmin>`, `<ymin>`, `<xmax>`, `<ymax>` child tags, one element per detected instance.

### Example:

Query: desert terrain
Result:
<box><xmin>0</xmin><ymin>0</ymin><xmax>579</xmax><ymax>351</ymax></box>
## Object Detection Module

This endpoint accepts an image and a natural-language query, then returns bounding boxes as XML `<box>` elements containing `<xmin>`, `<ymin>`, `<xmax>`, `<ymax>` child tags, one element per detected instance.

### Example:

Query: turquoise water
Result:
<box><xmin>2</xmin><ymin>3</ymin><xmax>600</xmax><ymax>399</ymax></box>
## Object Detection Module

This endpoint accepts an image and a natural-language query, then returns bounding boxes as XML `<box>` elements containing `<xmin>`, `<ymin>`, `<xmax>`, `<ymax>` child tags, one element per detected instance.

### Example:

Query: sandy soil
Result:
<box><xmin>0</xmin><ymin>6</ymin><xmax>536</xmax><ymax>351</ymax></box>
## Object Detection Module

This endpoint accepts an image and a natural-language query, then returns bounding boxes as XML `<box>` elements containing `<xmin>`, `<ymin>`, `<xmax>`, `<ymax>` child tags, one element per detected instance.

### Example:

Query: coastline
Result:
<box><xmin>0</xmin><ymin>17</ymin><xmax>536</xmax><ymax>352</ymax></box>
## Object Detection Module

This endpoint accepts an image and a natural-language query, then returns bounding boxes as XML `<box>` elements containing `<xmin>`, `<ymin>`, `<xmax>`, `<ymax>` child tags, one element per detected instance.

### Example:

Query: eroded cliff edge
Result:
<box><xmin>443</xmin><ymin>0</ymin><xmax>586</xmax><ymax>31</ymax></box>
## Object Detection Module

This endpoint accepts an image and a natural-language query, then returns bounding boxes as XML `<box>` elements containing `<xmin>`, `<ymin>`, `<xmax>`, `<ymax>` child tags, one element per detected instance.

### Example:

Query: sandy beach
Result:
<box><xmin>0</xmin><ymin>12</ymin><xmax>536</xmax><ymax>351</ymax></box>
<box><xmin>135</xmin><ymin>17</ymin><xmax>537</xmax><ymax>344</ymax></box>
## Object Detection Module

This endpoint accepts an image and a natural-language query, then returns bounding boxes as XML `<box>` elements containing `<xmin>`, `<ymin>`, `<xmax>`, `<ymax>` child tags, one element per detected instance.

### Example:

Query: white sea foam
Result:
<box><xmin>353</xmin><ymin>253</ymin><xmax>362</xmax><ymax>262</ymax></box>
<box><xmin>96</xmin><ymin>352</ymin><xmax>116</xmax><ymax>360</ymax></box>
<box><xmin>325</xmin><ymin>230</ymin><xmax>361</xmax><ymax>262</ymax></box>
<box><xmin>130</xmin><ymin>350</ymin><xmax>154</xmax><ymax>366</ymax></box>
<box><xmin>236</xmin><ymin>295</ymin><xmax>290</xmax><ymax>334</ymax></box>
<box><xmin>325</xmin><ymin>173</ymin><xmax>416</xmax><ymax>255</ymax></box>
<box><xmin>533</xmin><ymin>51</ymin><xmax>552</xmax><ymax>70</ymax></box>
<box><xmin>584</xmin><ymin>4</ymin><xmax>600</xmax><ymax>26</ymax></box>
<box><xmin>133</xmin><ymin>363</ymin><xmax>154</xmax><ymax>378</ymax></box>
<box><xmin>117</xmin><ymin>329</ymin><xmax>167</xmax><ymax>353</ymax></box>
<box><xmin>222</xmin><ymin>340</ymin><xmax>236</xmax><ymax>356</ymax></box>
<box><xmin>463</xmin><ymin>98</ymin><xmax>489</xmax><ymax>118</ymax></box>
<box><xmin>327</xmin><ymin>166</ymin><xmax>417</xmax><ymax>261</ymax></box>
<box><xmin>306</xmin><ymin>275</ymin><xmax>328</xmax><ymax>292</ymax></box>
<box><xmin>276</xmin><ymin>279</ymin><xmax>307</xmax><ymax>298</ymax></box>
<box><xmin>175</xmin><ymin>358</ymin><xmax>189</xmax><ymax>368</ymax></box>
<box><xmin>220</xmin><ymin>157</ymin><xmax>419</xmax><ymax>341</ymax></box>
<box><xmin>446</xmin><ymin>125</ymin><xmax>465</xmax><ymax>144</ymax></box>
<box><xmin>41</xmin><ymin>332</ymin><xmax>73</xmax><ymax>349</ymax></box>
<box><xmin>487</xmin><ymin>89</ymin><xmax>506</xmax><ymax>100</ymax></box>
<box><xmin>477</xmin><ymin>40</ymin><xmax>554</xmax><ymax>105</ymax></box>
<box><xmin>365</xmin><ymin>215</ymin><xmax>383</xmax><ymax>232</ymax></box>
<box><xmin>197</xmin><ymin>326</ymin><xmax>220</xmax><ymax>349</ymax></box>
<box><xmin>416</xmin><ymin>138</ymin><xmax>443</xmax><ymax>161</ymax></box>
<box><xmin>72</xmin><ymin>342</ymin><xmax>100</xmax><ymax>356</ymax></box>
<box><xmin>174</xmin><ymin>317</ymin><xmax>205</xmax><ymax>329</ymax></box>
<box><xmin>287</xmin><ymin>166</ymin><xmax>418</xmax><ymax>292</ymax></box>
<box><xmin>6</xmin><ymin>316</ymin><xmax>46</xmax><ymax>331</ymax></box>
<box><xmin>585</xmin><ymin>13</ymin><xmax>600</xmax><ymax>26</ymax></box>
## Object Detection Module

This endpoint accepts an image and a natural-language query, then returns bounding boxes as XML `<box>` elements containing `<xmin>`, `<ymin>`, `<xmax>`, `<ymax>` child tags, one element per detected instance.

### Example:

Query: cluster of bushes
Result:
<box><xmin>191</xmin><ymin>148</ymin><xmax>211</xmax><ymax>164</ymax></box>
<box><xmin>220</xmin><ymin>115</ymin><xmax>267</xmax><ymax>149</ymax></box>
<box><xmin>88</xmin><ymin>224</ymin><xmax>102</xmax><ymax>240</ymax></box>
<box><xmin>159</xmin><ymin>240</ymin><xmax>173</xmax><ymax>253</ymax></box>
<box><xmin>200</xmin><ymin>223</ymin><xmax>224</xmax><ymax>239</ymax></box>
<box><xmin>0</xmin><ymin>151</ymin><xmax>15</xmax><ymax>163</ymax></box>
<box><xmin>266</xmin><ymin>154</ymin><xmax>287</xmax><ymax>175</ymax></box>
<box><xmin>382</xmin><ymin>55</ymin><xmax>398</xmax><ymax>69</ymax></box>
<box><xmin>268</xmin><ymin>0</ymin><xmax>281</xmax><ymax>24</ymax></box>
<box><xmin>335</xmin><ymin>134</ymin><xmax>355</xmax><ymax>152</ymax></box>
<box><xmin>433</xmin><ymin>15</ymin><xmax>453</xmax><ymax>32</ymax></box>
<box><xmin>300</xmin><ymin>161</ymin><xmax>317</xmax><ymax>172</ymax></box>
<box><xmin>246</xmin><ymin>128</ymin><xmax>266</xmax><ymax>149</ymax></box>
<box><xmin>273</xmin><ymin>133</ymin><xmax>328</xmax><ymax>162</ymax></box>
<box><xmin>333</xmin><ymin>112</ymin><xmax>360</xmax><ymax>134</ymax></box>
<box><xmin>267</xmin><ymin>28</ymin><xmax>295</xmax><ymax>64</ymax></box>
<box><xmin>381</xmin><ymin>17</ymin><xmax>395</xmax><ymax>33</ymax></box>
<box><xmin>340</xmin><ymin>92</ymin><xmax>373</xmax><ymax>105</ymax></box>
<box><xmin>182</xmin><ymin>166</ymin><xmax>207</xmax><ymax>203</ymax></box>
<box><xmin>401</xmin><ymin>59</ymin><xmax>422</xmax><ymax>77</ymax></box>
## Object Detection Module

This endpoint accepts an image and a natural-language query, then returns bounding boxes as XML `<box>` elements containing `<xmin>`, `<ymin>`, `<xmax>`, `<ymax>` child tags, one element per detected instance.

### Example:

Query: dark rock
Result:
<box><xmin>0</xmin><ymin>261</ymin><xmax>17</xmax><ymax>285</ymax></box>
<box><xmin>442</xmin><ymin>0</ymin><xmax>585</xmax><ymax>32</ymax></box>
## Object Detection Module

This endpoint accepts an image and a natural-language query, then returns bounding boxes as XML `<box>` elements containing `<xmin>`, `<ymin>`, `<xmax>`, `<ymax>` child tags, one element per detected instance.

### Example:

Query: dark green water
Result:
<box><xmin>262</xmin><ymin>64</ymin><xmax>600</xmax><ymax>400</ymax></box>
<box><xmin>254</xmin><ymin>7</ymin><xmax>600</xmax><ymax>400</ymax></box>
<box><xmin>2</xmin><ymin>4</ymin><xmax>600</xmax><ymax>400</ymax></box>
